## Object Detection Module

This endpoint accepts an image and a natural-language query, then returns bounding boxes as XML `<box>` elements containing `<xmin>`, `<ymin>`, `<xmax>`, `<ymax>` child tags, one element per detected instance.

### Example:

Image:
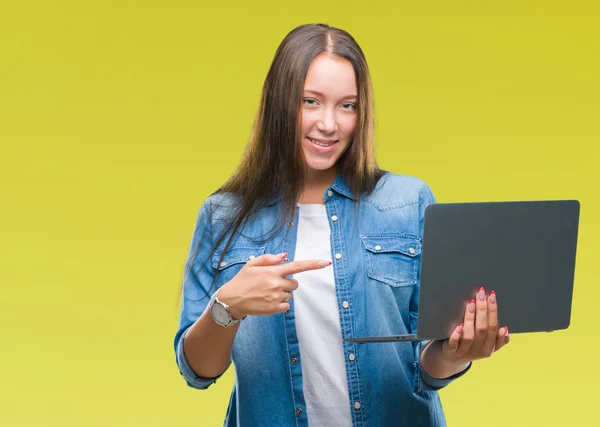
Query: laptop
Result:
<box><xmin>345</xmin><ymin>200</ymin><xmax>580</xmax><ymax>344</ymax></box>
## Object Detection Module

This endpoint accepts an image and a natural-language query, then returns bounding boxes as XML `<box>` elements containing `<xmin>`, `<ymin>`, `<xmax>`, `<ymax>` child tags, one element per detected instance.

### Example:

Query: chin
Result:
<box><xmin>305</xmin><ymin>159</ymin><xmax>338</xmax><ymax>172</ymax></box>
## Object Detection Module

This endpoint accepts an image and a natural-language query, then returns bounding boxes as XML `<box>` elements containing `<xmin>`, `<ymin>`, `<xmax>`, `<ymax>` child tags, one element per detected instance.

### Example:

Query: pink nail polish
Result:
<box><xmin>490</xmin><ymin>290</ymin><xmax>496</xmax><ymax>295</ymax></box>
<box><xmin>504</xmin><ymin>326</ymin><xmax>509</xmax><ymax>337</ymax></box>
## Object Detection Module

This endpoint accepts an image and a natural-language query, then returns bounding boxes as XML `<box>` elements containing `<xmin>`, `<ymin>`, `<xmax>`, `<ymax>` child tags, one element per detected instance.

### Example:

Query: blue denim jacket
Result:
<box><xmin>174</xmin><ymin>172</ymin><xmax>469</xmax><ymax>426</ymax></box>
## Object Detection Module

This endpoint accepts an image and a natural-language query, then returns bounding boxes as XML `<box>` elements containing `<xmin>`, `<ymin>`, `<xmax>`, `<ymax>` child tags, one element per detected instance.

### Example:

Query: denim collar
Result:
<box><xmin>265</xmin><ymin>173</ymin><xmax>355</xmax><ymax>206</ymax></box>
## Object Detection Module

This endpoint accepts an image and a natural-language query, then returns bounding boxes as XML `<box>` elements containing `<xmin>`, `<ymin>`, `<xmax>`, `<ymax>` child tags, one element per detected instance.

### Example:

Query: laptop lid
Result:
<box><xmin>345</xmin><ymin>200</ymin><xmax>580</xmax><ymax>344</ymax></box>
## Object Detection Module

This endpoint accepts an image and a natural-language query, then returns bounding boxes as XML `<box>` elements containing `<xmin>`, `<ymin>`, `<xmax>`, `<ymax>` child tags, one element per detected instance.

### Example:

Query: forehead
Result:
<box><xmin>304</xmin><ymin>53</ymin><xmax>357</xmax><ymax>97</ymax></box>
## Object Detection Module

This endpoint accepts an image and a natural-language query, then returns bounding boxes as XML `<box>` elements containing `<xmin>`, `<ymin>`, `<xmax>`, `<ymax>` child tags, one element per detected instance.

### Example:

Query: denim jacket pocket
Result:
<box><xmin>361</xmin><ymin>234</ymin><xmax>421</xmax><ymax>287</ymax></box>
<box><xmin>211</xmin><ymin>245</ymin><xmax>266</xmax><ymax>285</ymax></box>
<box><xmin>212</xmin><ymin>245</ymin><xmax>266</xmax><ymax>270</ymax></box>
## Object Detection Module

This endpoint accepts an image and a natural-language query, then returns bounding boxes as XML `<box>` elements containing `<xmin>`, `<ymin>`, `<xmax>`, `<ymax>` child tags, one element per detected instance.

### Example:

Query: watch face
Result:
<box><xmin>211</xmin><ymin>302</ymin><xmax>230</xmax><ymax>325</ymax></box>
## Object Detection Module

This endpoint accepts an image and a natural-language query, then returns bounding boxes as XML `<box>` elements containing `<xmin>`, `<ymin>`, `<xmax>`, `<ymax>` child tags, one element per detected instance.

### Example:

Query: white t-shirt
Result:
<box><xmin>292</xmin><ymin>204</ymin><xmax>352</xmax><ymax>427</ymax></box>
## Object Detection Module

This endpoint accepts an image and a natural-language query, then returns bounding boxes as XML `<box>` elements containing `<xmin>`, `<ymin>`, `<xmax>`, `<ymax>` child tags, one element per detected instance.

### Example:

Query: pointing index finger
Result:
<box><xmin>275</xmin><ymin>259</ymin><xmax>332</xmax><ymax>276</ymax></box>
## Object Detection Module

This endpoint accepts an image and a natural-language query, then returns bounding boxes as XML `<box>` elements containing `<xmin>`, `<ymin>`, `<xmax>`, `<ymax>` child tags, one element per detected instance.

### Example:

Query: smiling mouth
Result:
<box><xmin>307</xmin><ymin>137</ymin><xmax>337</xmax><ymax>147</ymax></box>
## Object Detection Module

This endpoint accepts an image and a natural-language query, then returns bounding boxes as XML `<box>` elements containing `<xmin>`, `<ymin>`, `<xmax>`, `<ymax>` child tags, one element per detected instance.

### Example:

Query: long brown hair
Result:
<box><xmin>185</xmin><ymin>23</ymin><xmax>385</xmax><ymax>299</ymax></box>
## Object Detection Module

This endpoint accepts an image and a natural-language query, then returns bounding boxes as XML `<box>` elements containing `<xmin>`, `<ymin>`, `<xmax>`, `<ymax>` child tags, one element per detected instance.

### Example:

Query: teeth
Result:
<box><xmin>309</xmin><ymin>138</ymin><xmax>334</xmax><ymax>147</ymax></box>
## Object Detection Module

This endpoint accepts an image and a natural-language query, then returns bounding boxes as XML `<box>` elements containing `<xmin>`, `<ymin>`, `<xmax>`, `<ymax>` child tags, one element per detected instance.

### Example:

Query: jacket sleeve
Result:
<box><xmin>173</xmin><ymin>198</ymin><xmax>230</xmax><ymax>390</ymax></box>
<box><xmin>411</xmin><ymin>182</ymin><xmax>471</xmax><ymax>392</ymax></box>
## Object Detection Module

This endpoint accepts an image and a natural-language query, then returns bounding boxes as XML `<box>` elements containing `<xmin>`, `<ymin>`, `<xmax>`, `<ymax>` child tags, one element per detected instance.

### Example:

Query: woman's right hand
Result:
<box><xmin>217</xmin><ymin>252</ymin><xmax>332</xmax><ymax>319</ymax></box>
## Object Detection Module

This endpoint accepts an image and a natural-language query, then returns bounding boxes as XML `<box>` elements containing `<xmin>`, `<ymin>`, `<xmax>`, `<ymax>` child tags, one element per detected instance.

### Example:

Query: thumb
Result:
<box><xmin>246</xmin><ymin>252</ymin><xmax>288</xmax><ymax>267</ymax></box>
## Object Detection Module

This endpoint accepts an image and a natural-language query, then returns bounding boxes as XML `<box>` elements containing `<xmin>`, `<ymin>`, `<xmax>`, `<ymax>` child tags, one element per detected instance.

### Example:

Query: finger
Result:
<box><xmin>277</xmin><ymin>302</ymin><xmax>291</xmax><ymax>313</ymax></box>
<box><xmin>495</xmin><ymin>326</ymin><xmax>510</xmax><ymax>351</ymax></box>
<box><xmin>281</xmin><ymin>291</ymin><xmax>293</xmax><ymax>302</ymax></box>
<box><xmin>472</xmin><ymin>287</ymin><xmax>489</xmax><ymax>354</ymax></box>
<box><xmin>444</xmin><ymin>323</ymin><xmax>464</xmax><ymax>353</ymax></box>
<box><xmin>481</xmin><ymin>290</ymin><xmax>499</xmax><ymax>356</ymax></box>
<box><xmin>275</xmin><ymin>259</ymin><xmax>332</xmax><ymax>277</ymax></box>
<box><xmin>247</xmin><ymin>252</ymin><xmax>288</xmax><ymax>267</ymax></box>
<box><xmin>458</xmin><ymin>300</ymin><xmax>476</xmax><ymax>355</ymax></box>
<box><xmin>281</xmin><ymin>278</ymin><xmax>299</xmax><ymax>292</ymax></box>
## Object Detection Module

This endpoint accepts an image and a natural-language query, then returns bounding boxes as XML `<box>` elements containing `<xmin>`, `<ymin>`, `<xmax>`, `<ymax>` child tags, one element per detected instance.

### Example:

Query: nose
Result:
<box><xmin>316</xmin><ymin>107</ymin><xmax>337</xmax><ymax>134</ymax></box>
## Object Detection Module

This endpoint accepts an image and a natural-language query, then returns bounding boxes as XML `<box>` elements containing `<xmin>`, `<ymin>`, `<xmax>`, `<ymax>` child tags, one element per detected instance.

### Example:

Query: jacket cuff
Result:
<box><xmin>420</xmin><ymin>362</ymin><xmax>472</xmax><ymax>391</ymax></box>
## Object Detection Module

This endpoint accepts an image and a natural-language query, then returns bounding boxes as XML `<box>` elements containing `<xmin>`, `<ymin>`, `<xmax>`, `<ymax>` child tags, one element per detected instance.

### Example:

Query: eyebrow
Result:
<box><xmin>303</xmin><ymin>89</ymin><xmax>358</xmax><ymax>101</ymax></box>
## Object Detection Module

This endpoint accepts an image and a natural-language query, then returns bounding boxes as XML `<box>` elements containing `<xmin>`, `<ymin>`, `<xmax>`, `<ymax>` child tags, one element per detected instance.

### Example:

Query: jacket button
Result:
<box><xmin>291</xmin><ymin>357</ymin><xmax>298</xmax><ymax>364</ymax></box>
<box><xmin>342</xmin><ymin>301</ymin><xmax>349</xmax><ymax>309</ymax></box>
<box><xmin>335</xmin><ymin>253</ymin><xmax>342</xmax><ymax>260</ymax></box>
<box><xmin>375</xmin><ymin>245</ymin><xmax>381</xmax><ymax>251</ymax></box>
<box><xmin>331</xmin><ymin>215</ymin><xmax>338</xmax><ymax>221</ymax></box>
<box><xmin>409</xmin><ymin>247</ymin><xmax>416</xmax><ymax>255</ymax></box>
<box><xmin>354</xmin><ymin>402</ymin><xmax>361</xmax><ymax>410</ymax></box>
<box><xmin>296</xmin><ymin>408</ymin><xmax>303</xmax><ymax>415</ymax></box>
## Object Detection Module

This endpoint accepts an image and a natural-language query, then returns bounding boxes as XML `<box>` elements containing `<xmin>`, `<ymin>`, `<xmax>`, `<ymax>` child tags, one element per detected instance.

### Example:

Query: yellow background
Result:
<box><xmin>1</xmin><ymin>1</ymin><xmax>598</xmax><ymax>426</ymax></box>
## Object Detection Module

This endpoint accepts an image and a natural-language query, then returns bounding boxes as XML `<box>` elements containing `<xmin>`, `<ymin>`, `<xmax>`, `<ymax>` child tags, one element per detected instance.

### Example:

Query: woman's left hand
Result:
<box><xmin>439</xmin><ymin>287</ymin><xmax>510</xmax><ymax>366</ymax></box>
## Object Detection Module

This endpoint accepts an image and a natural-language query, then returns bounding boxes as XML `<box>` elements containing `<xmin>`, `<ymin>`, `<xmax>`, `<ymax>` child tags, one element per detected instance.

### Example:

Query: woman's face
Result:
<box><xmin>300</xmin><ymin>53</ymin><xmax>358</xmax><ymax>175</ymax></box>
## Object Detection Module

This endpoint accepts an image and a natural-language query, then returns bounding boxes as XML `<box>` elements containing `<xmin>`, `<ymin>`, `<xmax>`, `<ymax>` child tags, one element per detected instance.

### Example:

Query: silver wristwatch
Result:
<box><xmin>208</xmin><ymin>291</ymin><xmax>241</xmax><ymax>327</ymax></box>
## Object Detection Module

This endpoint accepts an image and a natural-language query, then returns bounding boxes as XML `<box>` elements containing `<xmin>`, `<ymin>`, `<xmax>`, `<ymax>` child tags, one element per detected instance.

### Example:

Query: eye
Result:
<box><xmin>341</xmin><ymin>103</ymin><xmax>356</xmax><ymax>111</ymax></box>
<box><xmin>303</xmin><ymin>98</ymin><xmax>318</xmax><ymax>106</ymax></box>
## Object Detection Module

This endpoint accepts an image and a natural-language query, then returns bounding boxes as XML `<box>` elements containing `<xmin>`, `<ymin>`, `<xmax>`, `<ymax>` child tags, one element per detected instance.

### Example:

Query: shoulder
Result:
<box><xmin>198</xmin><ymin>192</ymin><xmax>241</xmax><ymax>221</ymax></box>
<box><xmin>363</xmin><ymin>172</ymin><xmax>436</xmax><ymax>211</ymax></box>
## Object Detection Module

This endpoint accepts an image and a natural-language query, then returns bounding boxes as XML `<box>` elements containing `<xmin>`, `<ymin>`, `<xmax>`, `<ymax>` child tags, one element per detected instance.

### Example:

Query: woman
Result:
<box><xmin>174</xmin><ymin>23</ymin><xmax>510</xmax><ymax>426</ymax></box>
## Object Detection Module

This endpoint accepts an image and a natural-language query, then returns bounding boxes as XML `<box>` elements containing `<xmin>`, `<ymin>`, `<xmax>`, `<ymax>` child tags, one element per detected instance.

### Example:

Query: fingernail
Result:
<box><xmin>478</xmin><ymin>288</ymin><xmax>486</xmax><ymax>301</ymax></box>
<box><xmin>468</xmin><ymin>302</ymin><xmax>476</xmax><ymax>313</ymax></box>
<box><xmin>489</xmin><ymin>292</ymin><xmax>496</xmax><ymax>304</ymax></box>
<box><xmin>504</xmin><ymin>326</ymin><xmax>509</xmax><ymax>337</ymax></box>
<box><xmin>460</xmin><ymin>323</ymin><xmax>464</xmax><ymax>328</ymax></box>
<box><xmin>276</xmin><ymin>252</ymin><xmax>288</xmax><ymax>258</ymax></box>
<box><xmin>318</xmin><ymin>260</ymin><xmax>332</xmax><ymax>267</ymax></box>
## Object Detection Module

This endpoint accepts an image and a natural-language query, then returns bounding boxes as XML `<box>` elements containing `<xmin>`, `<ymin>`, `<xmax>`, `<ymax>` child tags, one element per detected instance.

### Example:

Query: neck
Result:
<box><xmin>299</xmin><ymin>167</ymin><xmax>339</xmax><ymax>204</ymax></box>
